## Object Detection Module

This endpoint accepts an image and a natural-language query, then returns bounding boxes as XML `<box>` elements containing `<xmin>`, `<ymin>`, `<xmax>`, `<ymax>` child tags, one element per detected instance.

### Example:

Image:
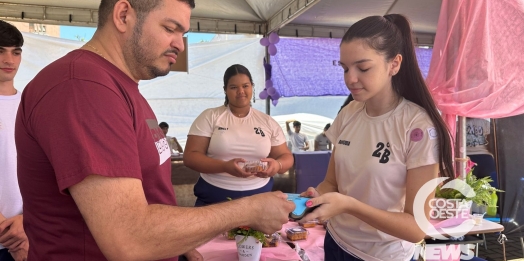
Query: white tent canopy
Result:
<box><xmin>0</xmin><ymin>0</ymin><xmax>439</xmax><ymax>44</ymax></box>
<box><xmin>16</xmin><ymin>32</ymin><xmax>344</xmax><ymax>148</ymax></box>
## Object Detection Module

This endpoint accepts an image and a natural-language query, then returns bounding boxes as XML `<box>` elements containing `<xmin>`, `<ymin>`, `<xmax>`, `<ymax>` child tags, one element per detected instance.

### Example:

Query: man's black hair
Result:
<box><xmin>0</xmin><ymin>20</ymin><xmax>24</xmax><ymax>47</ymax></box>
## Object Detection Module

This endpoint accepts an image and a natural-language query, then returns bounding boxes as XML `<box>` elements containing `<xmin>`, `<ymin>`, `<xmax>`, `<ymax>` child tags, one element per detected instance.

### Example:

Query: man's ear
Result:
<box><xmin>112</xmin><ymin>0</ymin><xmax>136</xmax><ymax>33</ymax></box>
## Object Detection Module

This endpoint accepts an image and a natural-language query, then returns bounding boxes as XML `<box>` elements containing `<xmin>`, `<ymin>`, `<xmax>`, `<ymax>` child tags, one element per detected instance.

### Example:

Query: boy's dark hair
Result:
<box><xmin>98</xmin><ymin>0</ymin><xmax>196</xmax><ymax>28</ymax></box>
<box><xmin>159</xmin><ymin>122</ymin><xmax>169</xmax><ymax>129</ymax></box>
<box><xmin>0</xmin><ymin>20</ymin><xmax>24</xmax><ymax>47</ymax></box>
<box><xmin>293</xmin><ymin>121</ymin><xmax>301</xmax><ymax>127</ymax></box>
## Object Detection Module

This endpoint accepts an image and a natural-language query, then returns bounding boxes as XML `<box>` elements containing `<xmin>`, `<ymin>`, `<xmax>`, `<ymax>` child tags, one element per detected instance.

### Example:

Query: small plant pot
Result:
<box><xmin>235</xmin><ymin>235</ymin><xmax>262</xmax><ymax>261</ymax></box>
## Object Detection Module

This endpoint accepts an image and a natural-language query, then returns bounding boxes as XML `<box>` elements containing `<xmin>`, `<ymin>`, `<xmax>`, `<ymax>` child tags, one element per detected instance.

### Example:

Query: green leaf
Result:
<box><xmin>435</xmin><ymin>173</ymin><xmax>504</xmax><ymax>207</ymax></box>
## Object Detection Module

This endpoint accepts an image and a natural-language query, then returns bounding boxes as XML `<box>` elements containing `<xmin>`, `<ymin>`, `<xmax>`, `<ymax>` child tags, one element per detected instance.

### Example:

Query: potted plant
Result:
<box><xmin>435</xmin><ymin>159</ymin><xmax>503</xmax><ymax>214</ymax></box>
<box><xmin>227</xmin><ymin>226</ymin><xmax>266</xmax><ymax>261</ymax></box>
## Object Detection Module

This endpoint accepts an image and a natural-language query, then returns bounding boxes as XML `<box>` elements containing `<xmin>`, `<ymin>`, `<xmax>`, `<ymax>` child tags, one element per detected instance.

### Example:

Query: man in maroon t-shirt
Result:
<box><xmin>15</xmin><ymin>1</ymin><xmax>294</xmax><ymax>260</ymax></box>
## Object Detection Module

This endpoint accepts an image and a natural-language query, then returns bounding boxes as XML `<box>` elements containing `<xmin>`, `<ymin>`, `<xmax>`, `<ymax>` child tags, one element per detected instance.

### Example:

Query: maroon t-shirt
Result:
<box><xmin>16</xmin><ymin>50</ymin><xmax>177</xmax><ymax>261</ymax></box>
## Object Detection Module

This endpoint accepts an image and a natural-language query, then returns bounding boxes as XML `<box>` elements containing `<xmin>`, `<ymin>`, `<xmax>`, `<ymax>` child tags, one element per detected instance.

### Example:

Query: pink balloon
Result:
<box><xmin>272</xmin><ymin>99</ymin><xmax>279</xmax><ymax>106</ymax></box>
<box><xmin>267</xmin><ymin>86</ymin><xmax>276</xmax><ymax>96</ymax></box>
<box><xmin>265</xmin><ymin>80</ymin><xmax>273</xmax><ymax>89</ymax></box>
<box><xmin>259</xmin><ymin>90</ymin><xmax>268</xmax><ymax>99</ymax></box>
<box><xmin>260</xmin><ymin>37</ymin><xmax>270</xmax><ymax>47</ymax></box>
<box><xmin>269</xmin><ymin>32</ymin><xmax>280</xmax><ymax>44</ymax></box>
<box><xmin>268</xmin><ymin>44</ymin><xmax>277</xmax><ymax>56</ymax></box>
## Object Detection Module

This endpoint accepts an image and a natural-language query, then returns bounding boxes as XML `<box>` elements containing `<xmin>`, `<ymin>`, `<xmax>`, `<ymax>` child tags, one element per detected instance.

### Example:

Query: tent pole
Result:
<box><xmin>456</xmin><ymin>116</ymin><xmax>466</xmax><ymax>179</ymax></box>
<box><xmin>265</xmin><ymin>38</ymin><xmax>271</xmax><ymax>115</ymax></box>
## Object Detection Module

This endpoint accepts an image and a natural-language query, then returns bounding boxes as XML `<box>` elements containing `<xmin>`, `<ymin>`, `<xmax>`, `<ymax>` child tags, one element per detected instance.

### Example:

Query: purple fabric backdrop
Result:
<box><xmin>270</xmin><ymin>38</ymin><xmax>433</xmax><ymax>97</ymax></box>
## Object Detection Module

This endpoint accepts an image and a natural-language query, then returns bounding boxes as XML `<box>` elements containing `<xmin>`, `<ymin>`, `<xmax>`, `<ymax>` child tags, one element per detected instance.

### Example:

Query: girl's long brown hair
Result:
<box><xmin>341</xmin><ymin>14</ymin><xmax>454</xmax><ymax>179</ymax></box>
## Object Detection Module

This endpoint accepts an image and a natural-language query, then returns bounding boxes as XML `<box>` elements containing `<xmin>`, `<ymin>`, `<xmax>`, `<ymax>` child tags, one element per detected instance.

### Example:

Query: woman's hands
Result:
<box><xmin>297</xmin><ymin>187</ymin><xmax>353</xmax><ymax>224</ymax></box>
<box><xmin>254</xmin><ymin>158</ymin><xmax>280</xmax><ymax>178</ymax></box>
<box><xmin>223</xmin><ymin>158</ymin><xmax>254</xmax><ymax>178</ymax></box>
<box><xmin>224</xmin><ymin>158</ymin><xmax>283</xmax><ymax>179</ymax></box>
<box><xmin>299</xmin><ymin>187</ymin><xmax>320</xmax><ymax>198</ymax></box>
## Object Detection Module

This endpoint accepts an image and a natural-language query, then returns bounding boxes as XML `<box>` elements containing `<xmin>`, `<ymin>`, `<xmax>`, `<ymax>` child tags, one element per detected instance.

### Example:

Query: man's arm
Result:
<box><xmin>314</xmin><ymin>140</ymin><xmax>319</xmax><ymax>151</ymax></box>
<box><xmin>303</xmin><ymin>139</ymin><xmax>310</xmax><ymax>151</ymax></box>
<box><xmin>285</xmin><ymin>120</ymin><xmax>294</xmax><ymax>132</ymax></box>
<box><xmin>69</xmin><ymin>175</ymin><xmax>294</xmax><ymax>261</ymax></box>
<box><xmin>172</xmin><ymin>137</ymin><xmax>184</xmax><ymax>153</ymax></box>
<box><xmin>328</xmin><ymin>141</ymin><xmax>332</xmax><ymax>150</ymax></box>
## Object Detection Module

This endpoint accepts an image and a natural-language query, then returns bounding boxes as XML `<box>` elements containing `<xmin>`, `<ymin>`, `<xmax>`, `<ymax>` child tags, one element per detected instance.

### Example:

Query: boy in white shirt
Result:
<box><xmin>0</xmin><ymin>20</ymin><xmax>28</xmax><ymax>261</ymax></box>
<box><xmin>286</xmin><ymin>120</ymin><xmax>309</xmax><ymax>151</ymax></box>
<box><xmin>159</xmin><ymin>122</ymin><xmax>184</xmax><ymax>153</ymax></box>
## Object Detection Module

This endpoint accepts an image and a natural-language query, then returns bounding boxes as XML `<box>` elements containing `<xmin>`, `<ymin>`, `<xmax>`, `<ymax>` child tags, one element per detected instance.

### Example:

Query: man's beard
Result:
<box><xmin>124</xmin><ymin>21</ymin><xmax>171</xmax><ymax>80</ymax></box>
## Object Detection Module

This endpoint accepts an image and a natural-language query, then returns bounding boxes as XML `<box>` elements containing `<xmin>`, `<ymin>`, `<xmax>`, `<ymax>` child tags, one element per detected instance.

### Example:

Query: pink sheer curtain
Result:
<box><xmin>427</xmin><ymin>0</ymin><xmax>524</xmax><ymax>137</ymax></box>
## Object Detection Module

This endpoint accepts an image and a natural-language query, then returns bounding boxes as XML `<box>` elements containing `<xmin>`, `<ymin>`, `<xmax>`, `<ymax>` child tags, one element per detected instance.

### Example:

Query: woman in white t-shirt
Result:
<box><xmin>299</xmin><ymin>15</ymin><xmax>454</xmax><ymax>261</ymax></box>
<box><xmin>184</xmin><ymin>64</ymin><xmax>293</xmax><ymax>206</ymax></box>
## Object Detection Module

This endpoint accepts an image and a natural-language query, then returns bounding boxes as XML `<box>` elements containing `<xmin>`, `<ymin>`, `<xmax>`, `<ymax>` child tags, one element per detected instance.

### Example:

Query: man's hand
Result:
<box><xmin>243</xmin><ymin>192</ymin><xmax>295</xmax><ymax>234</ymax></box>
<box><xmin>9</xmin><ymin>240</ymin><xmax>28</xmax><ymax>261</ymax></box>
<box><xmin>0</xmin><ymin>215</ymin><xmax>27</xmax><ymax>250</ymax></box>
<box><xmin>183</xmin><ymin>249</ymin><xmax>203</xmax><ymax>261</ymax></box>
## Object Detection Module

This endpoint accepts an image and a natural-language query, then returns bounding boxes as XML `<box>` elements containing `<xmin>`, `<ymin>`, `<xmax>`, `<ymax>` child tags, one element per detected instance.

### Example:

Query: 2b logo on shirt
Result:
<box><xmin>372</xmin><ymin>142</ymin><xmax>390</xmax><ymax>163</ymax></box>
<box><xmin>254</xmin><ymin>127</ymin><xmax>265</xmax><ymax>137</ymax></box>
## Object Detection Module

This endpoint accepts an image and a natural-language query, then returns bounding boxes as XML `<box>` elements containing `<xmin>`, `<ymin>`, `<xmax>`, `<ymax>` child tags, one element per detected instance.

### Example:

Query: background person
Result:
<box><xmin>338</xmin><ymin>93</ymin><xmax>354</xmax><ymax>114</ymax></box>
<box><xmin>0</xmin><ymin>19</ymin><xmax>28</xmax><ymax>261</ymax></box>
<box><xmin>15</xmin><ymin>1</ymin><xmax>294</xmax><ymax>260</ymax></box>
<box><xmin>285</xmin><ymin>120</ymin><xmax>309</xmax><ymax>151</ymax></box>
<box><xmin>314</xmin><ymin>123</ymin><xmax>332</xmax><ymax>151</ymax></box>
<box><xmin>159</xmin><ymin>121</ymin><xmax>184</xmax><ymax>153</ymax></box>
<box><xmin>299</xmin><ymin>14</ymin><xmax>454</xmax><ymax>261</ymax></box>
<box><xmin>184</xmin><ymin>64</ymin><xmax>293</xmax><ymax>206</ymax></box>
<box><xmin>465</xmin><ymin>118</ymin><xmax>495</xmax><ymax>181</ymax></box>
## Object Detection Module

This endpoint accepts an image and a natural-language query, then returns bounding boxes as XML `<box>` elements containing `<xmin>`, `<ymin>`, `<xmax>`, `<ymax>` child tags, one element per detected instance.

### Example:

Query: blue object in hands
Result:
<box><xmin>286</xmin><ymin>193</ymin><xmax>318</xmax><ymax>220</ymax></box>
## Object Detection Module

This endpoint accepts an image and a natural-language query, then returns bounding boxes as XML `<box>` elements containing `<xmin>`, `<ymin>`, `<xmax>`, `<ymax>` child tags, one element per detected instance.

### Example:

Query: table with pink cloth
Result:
<box><xmin>196</xmin><ymin>221</ymin><xmax>326</xmax><ymax>261</ymax></box>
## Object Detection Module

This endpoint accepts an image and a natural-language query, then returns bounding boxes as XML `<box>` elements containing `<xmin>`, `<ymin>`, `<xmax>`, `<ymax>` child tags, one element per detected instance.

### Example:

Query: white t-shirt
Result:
<box><xmin>0</xmin><ymin>91</ymin><xmax>23</xmax><ymax>250</ymax></box>
<box><xmin>188</xmin><ymin>106</ymin><xmax>286</xmax><ymax>190</ymax></box>
<box><xmin>315</xmin><ymin>133</ymin><xmax>331</xmax><ymax>151</ymax></box>
<box><xmin>287</xmin><ymin>130</ymin><xmax>308</xmax><ymax>152</ymax></box>
<box><xmin>466</xmin><ymin>118</ymin><xmax>491</xmax><ymax>156</ymax></box>
<box><xmin>166</xmin><ymin>136</ymin><xmax>177</xmax><ymax>154</ymax></box>
<box><xmin>325</xmin><ymin>98</ymin><xmax>439</xmax><ymax>261</ymax></box>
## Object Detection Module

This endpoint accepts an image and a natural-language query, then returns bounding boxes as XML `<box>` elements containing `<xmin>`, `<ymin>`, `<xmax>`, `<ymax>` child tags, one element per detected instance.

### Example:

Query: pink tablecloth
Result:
<box><xmin>196</xmin><ymin>222</ymin><xmax>327</xmax><ymax>261</ymax></box>
<box><xmin>281</xmin><ymin>222</ymin><xmax>325</xmax><ymax>261</ymax></box>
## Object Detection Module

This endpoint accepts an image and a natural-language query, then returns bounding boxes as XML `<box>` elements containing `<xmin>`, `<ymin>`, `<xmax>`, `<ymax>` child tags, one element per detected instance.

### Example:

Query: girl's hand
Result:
<box><xmin>224</xmin><ymin>158</ymin><xmax>254</xmax><ymax>178</ymax></box>
<box><xmin>300</xmin><ymin>187</ymin><xmax>320</xmax><ymax>198</ymax></box>
<box><xmin>255</xmin><ymin>158</ymin><xmax>279</xmax><ymax>178</ymax></box>
<box><xmin>298</xmin><ymin>192</ymin><xmax>352</xmax><ymax>223</ymax></box>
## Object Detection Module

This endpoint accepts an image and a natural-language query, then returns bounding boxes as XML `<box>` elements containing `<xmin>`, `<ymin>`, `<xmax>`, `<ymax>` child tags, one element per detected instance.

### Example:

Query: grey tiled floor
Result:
<box><xmin>477</xmin><ymin>232</ymin><xmax>523</xmax><ymax>261</ymax></box>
